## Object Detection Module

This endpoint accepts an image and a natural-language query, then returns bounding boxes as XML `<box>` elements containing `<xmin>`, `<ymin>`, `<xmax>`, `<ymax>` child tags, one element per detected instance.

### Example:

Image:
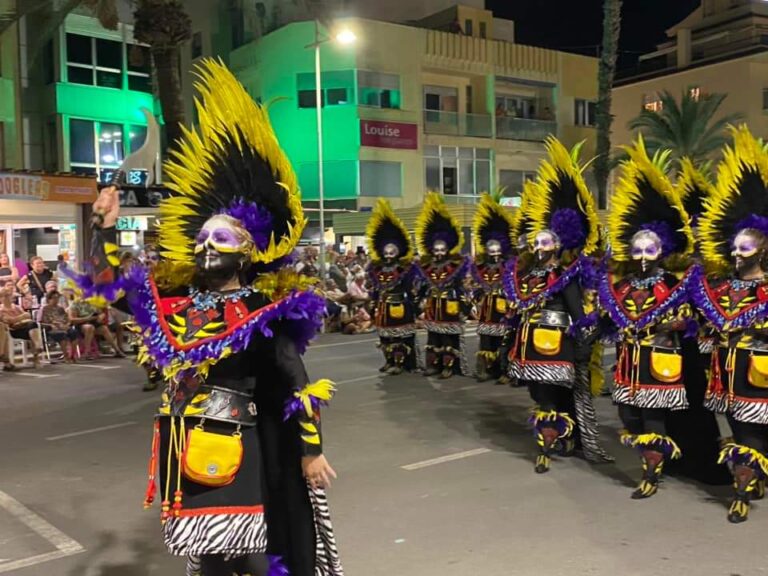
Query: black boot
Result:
<box><xmin>535</xmin><ymin>427</ymin><xmax>560</xmax><ymax>474</ymax></box>
<box><xmin>424</xmin><ymin>346</ymin><xmax>440</xmax><ymax>376</ymax></box>
<box><xmin>440</xmin><ymin>349</ymin><xmax>457</xmax><ymax>379</ymax></box>
<box><xmin>728</xmin><ymin>465</ymin><xmax>758</xmax><ymax>524</ymax></box>
<box><xmin>631</xmin><ymin>450</ymin><xmax>664</xmax><ymax>499</ymax></box>
<box><xmin>476</xmin><ymin>353</ymin><xmax>490</xmax><ymax>382</ymax></box>
<box><xmin>388</xmin><ymin>344</ymin><xmax>406</xmax><ymax>375</ymax></box>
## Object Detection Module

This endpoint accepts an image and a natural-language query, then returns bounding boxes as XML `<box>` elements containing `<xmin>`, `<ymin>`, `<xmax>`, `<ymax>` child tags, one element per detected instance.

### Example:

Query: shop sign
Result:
<box><xmin>360</xmin><ymin>120</ymin><xmax>418</xmax><ymax>150</ymax></box>
<box><xmin>0</xmin><ymin>172</ymin><xmax>98</xmax><ymax>203</ymax></box>
<box><xmin>118</xmin><ymin>186</ymin><xmax>170</xmax><ymax>208</ymax></box>
<box><xmin>116</xmin><ymin>216</ymin><xmax>148</xmax><ymax>231</ymax></box>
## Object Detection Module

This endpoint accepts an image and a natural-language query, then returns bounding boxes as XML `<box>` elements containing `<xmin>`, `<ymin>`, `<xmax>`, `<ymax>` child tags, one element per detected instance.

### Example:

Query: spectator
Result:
<box><xmin>68</xmin><ymin>296</ymin><xmax>125</xmax><ymax>359</ymax></box>
<box><xmin>40</xmin><ymin>291</ymin><xmax>75</xmax><ymax>362</ymax></box>
<box><xmin>19</xmin><ymin>256</ymin><xmax>55</xmax><ymax>306</ymax></box>
<box><xmin>341</xmin><ymin>305</ymin><xmax>373</xmax><ymax>335</ymax></box>
<box><xmin>0</xmin><ymin>253</ymin><xmax>19</xmax><ymax>283</ymax></box>
<box><xmin>13</xmin><ymin>251</ymin><xmax>28</xmax><ymax>278</ymax></box>
<box><xmin>0</xmin><ymin>286</ymin><xmax>42</xmax><ymax>367</ymax></box>
<box><xmin>347</xmin><ymin>272</ymin><xmax>370</xmax><ymax>304</ymax></box>
<box><xmin>323</xmin><ymin>279</ymin><xmax>346</xmax><ymax>332</ymax></box>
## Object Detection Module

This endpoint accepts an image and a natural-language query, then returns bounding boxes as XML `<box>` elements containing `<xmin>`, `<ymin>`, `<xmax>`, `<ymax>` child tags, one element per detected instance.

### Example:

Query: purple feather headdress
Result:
<box><xmin>734</xmin><ymin>214</ymin><xmax>768</xmax><ymax>240</ymax></box>
<box><xmin>551</xmin><ymin>208</ymin><xmax>587</xmax><ymax>251</ymax></box>
<box><xmin>222</xmin><ymin>199</ymin><xmax>273</xmax><ymax>251</ymax></box>
<box><xmin>638</xmin><ymin>220</ymin><xmax>676</xmax><ymax>256</ymax></box>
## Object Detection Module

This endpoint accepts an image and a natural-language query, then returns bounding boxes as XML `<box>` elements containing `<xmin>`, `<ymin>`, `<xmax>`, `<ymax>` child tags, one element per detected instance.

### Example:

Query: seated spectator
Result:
<box><xmin>18</xmin><ymin>256</ymin><xmax>56</xmax><ymax>307</ymax></box>
<box><xmin>68</xmin><ymin>297</ymin><xmax>125</xmax><ymax>359</ymax></box>
<box><xmin>0</xmin><ymin>253</ymin><xmax>19</xmax><ymax>283</ymax></box>
<box><xmin>0</xmin><ymin>286</ymin><xmax>42</xmax><ymax>367</ymax></box>
<box><xmin>40</xmin><ymin>291</ymin><xmax>76</xmax><ymax>362</ymax></box>
<box><xmin>0</xmin><ymin>320</ymin><xmax>12</xmax><ymax>371</ymax></box>
<box><xmin>341</xmin><ymin>305</ymin><xmax>373</xmax><ymax>335</ymax></box>
<box><xmin>323</xmin><ymin>279</ymin><xmax>346</xmax><ymax>332</ymax></box>
<box><xmin>347</xmin><ymin>272</ymin><xmax>370</xmax><ymax>304</ymax></box>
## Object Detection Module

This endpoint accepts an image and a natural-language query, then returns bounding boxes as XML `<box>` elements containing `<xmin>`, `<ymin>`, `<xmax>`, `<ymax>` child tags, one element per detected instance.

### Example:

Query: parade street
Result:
<box><xmin>0</xmin><ymin>330</ymin><xmax>765</xmax><ymax>576</ymax></box>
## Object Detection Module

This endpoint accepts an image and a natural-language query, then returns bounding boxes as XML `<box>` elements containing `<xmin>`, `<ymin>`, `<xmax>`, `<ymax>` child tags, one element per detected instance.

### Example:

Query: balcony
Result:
<box><xmin>423</xmin><ymin>110</ymin><xmax>493</xmax><ymax>138</ymax></box>
<box><xmin>495</xmin><ymin>117</ymin><xmax>556</xmax><ymax>142</ymax></box>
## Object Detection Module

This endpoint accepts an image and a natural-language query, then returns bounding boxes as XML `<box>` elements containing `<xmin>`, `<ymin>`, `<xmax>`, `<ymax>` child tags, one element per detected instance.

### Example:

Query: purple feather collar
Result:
<box><xmin>503</xmin><ymin>258</ymin><xmax>580</xmax><ymax>313</ymax></box>
<box><xmin>416</xmin><ymin>256</ymin><xmax>469</xmax><ymax>289</ymax></box>
<box><xmin>598</xmin><ymin>265</ymin><xmax>695</xmax><ymax>332</ymax></box>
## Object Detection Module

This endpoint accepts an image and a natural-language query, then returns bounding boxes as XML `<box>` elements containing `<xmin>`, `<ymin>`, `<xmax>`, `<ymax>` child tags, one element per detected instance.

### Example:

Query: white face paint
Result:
<box><xmin>383</xmin><ymin>243</ymin><xmax>400</xmax><ymax>260</ymax></box>
<box><xmin>630</xmin><ymin>230</ymin><xmax>662</xmax><ymax>273</ymax></box>
<box><xmin>194</xmin><ymin>214</ymin><xmax>253</xmax><ymax>272</ymax></box>
<box><xmin>486</xmin><ymin>240</ymin><xmax>502</xmax><ymax>259</ymax></box>
<box><xmin>432</xmin><ymin>240</ymin><xmax>448</xmax><ymax>259</ymax></box>
<box><xmin>732</xmin><ymin>230</ymin><xmax>763</xmax><ymax>272</ymax></box>
<box><xmin>533</xmin><ymin>231</ymin><xmax>558</xmax><ymax>263</ymax></box>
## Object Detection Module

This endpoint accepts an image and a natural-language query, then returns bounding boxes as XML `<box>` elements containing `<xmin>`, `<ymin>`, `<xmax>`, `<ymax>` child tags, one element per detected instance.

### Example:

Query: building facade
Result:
<box><xmin>227</xmin><ymin>4</ymin><xmax>598</xmax><ymax>223</ymax></box>
<box><xmin>612</xmin><ymin>0</ymin><xmax>768</xmax><ymax>161</ymax></box>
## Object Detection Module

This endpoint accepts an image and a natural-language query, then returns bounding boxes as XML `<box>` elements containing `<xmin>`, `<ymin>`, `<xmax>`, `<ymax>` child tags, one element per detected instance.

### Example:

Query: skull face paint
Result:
<box><xmin>732</xmin><ymin>229</ymin><xmax>764</xmax><ymax>274</ymax></box>
<box><xmin>432</xmin><ymin>240</ymin><xmax>448</xmax><ymax>260</ymax></box>
<box><xmin>630</xmin><ymin>230</ymin><xmax>662</xmax><ymax>273</ymax></box>
<box><xmin>533</xmin><ymin>230</ymin><xmax>559</xmax><ymax>264</ymax></box>
<box><xmin>486</xmin><ymin>239</ymin><xmax>502</xmax><ymax>261</ymax></box>
<box><xmin>383</xmin><ymin>242</ymin><xmax>400</xmax><ymax>262</ymax></box>
<box><xmin>194</xmin><ymin>214</ymin><xmax>253</xmax><ymax>276</ymax></box>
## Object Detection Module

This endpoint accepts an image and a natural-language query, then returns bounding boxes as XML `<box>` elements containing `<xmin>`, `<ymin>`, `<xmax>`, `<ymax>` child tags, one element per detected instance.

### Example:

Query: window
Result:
<box><xmin>479</xmin><ymin>22</ymin><xmax>487</xmax><ymax>38</ymax></box>
<box><xmin>65</xmin><ymin>33</ymin><xmax>151</xmax><ymax>93</ymax></box>
<box><xmin>574</xmin><ymin>99</ymin><xmax>597</xmax><ymax>126</ymax></box>
<box><xmin>327</xmin><ymin>88</ymin><xmax>349</xmax><ymax>105</ymax></box>
<box><xmin>191</xmin><ymin>32</ymin><xmax>203</xmax><ymax>59</ymax></box>
<box><xmin>424</xmin><ymin>146</ymin><xmax>492</xmax><ymax>197</ymax></box>
<box><xmin>763</xmin><ymin>88</ymin><xmax>768</xmax><ymax>111</ymax></box>
<box><xmin>642</xmin><ymin>93</ymin><xmax>663</xmax><ymax>112</ymax></box>
<box><xmin>360</xmin><ymin>161</ymin><xmax>402</xmax><ymax>197</ymax></box>
<box><xmin>464</xmin><ymin>19</ymin><xmax>473</xmax><ymax>36</ymax></box>
<box><xmin>69</xmin><ymin>118</ymin><xmax>153</xmax><ymax>175</ymax></box>
<box><xmin>689</xmin><ymin>86</ymin><xmax>701</xmax><ymax>101</ymax></box>
<box><xmin>466</xmin><ymin>85</ymin><xmax>473</xmax><ymax>114</ymax></box>
<box><xmin>358</xmin><ymin>71</ymin><xmax>400</xmax><ymax>109</ymax></box>
<box><xmin>499</xmin><ymin>170</ymin><xmax>537</xmax><ymax>206</ymax></box>
<box><xmin>298</xmin><ymin>90</ymin><xmax>322</xmax><ymax>108</ymax></box>
<box><xmin>496</xmin><ymin>95</ymin><xmax>536</xmax><ymax>119</ymax></box>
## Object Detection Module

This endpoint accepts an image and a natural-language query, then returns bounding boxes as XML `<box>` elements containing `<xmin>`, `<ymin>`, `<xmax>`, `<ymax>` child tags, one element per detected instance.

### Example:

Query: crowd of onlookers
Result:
<box><xmin>0</xmin><ymin>252</ymin><xmax>129</xmax><ymax>372</ymax></box>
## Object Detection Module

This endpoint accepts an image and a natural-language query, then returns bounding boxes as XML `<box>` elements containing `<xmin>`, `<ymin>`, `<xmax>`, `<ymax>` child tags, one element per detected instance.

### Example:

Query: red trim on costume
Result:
<box><xmin>149</xmin><ymin>277</ymin><xmax>288</xmax><ymax>352</ymax></box>
<box><xmin>704</xmin><ymin>276</ymin><xmax>763</xmax><ymax>321</ymax></box>
<box><xmin>608</xmin><ymin>271</ymin><xmax>686</xmax><ymax>322</ymax></box>
<box><xmin>512</xmin><ymin>359</ymin><xmax>573</xmax><ymax>366</ymax></box>
<box><xmin>175</xmin><ymin>505</ymin><xmax>265</xmax><ymax>518</ymax></box>
<box><xmin>513</xmin><ymin>259</ymin><xmax>579</xmax><ymax>304</ymax></box>
<box><xmin>614</xmin><ymin>381</ymin><xmax>685</xmax><ymax>390</ymax></box>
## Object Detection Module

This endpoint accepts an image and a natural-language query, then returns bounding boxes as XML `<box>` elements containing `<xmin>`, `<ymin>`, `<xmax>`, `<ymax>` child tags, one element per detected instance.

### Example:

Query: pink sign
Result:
<box><xmin>360</xmin><ymin>120</ymin><xmax>418</xmax><ymax>150</ymax></box>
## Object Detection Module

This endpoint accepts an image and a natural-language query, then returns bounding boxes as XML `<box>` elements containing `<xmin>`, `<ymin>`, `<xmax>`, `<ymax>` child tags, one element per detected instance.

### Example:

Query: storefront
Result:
<box><xmin>0</xmin><ymin>171</ymin><xmax>97</xmax><ymax>269</ymax></box>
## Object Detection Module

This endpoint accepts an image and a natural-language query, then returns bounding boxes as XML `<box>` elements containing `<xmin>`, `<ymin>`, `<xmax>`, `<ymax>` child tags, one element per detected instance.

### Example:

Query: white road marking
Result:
<box><xmin>456</xmin><ymin>384</ymin><xmax>481</xmax><ymax>391</ymax></box>
<box><xmin>71</xmin><ymin>363</ymin><xmax>120</xmax><ymax>370</ymax></box>
<box><xmin>310</xmin><ymin>338</ymin><xmax>378</xmax><ymax>349</ymax></box>
<box><xmin>0</xmin><ymin>490</ymin><xmax>84</xmax><ymax>573</ymax></box>
<box><xmin>15</xmin><ymin>372</ymin><xmax>57</xmax><ymax>379</ymax></box>
<box><xmin>46</xmin><ymin>421</ymin><xmax>137</xmax><ymax>441</ymax></box>
<box><xmin>401</xmin><ymin>448</ymin><xmax>492</xmax><ymax>471</ymax></box>
<box><xmin>336</xmin><ymin>375</ymin><xmax>381</xmax><ymax>385</ymax></box>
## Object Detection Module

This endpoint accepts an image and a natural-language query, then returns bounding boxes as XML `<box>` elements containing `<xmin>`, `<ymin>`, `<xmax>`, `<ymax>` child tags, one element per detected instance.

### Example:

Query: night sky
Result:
<box><xmin>487</xmin><ymin>0</ymin><xmax>701</xmax><ymax>69</ymax></box>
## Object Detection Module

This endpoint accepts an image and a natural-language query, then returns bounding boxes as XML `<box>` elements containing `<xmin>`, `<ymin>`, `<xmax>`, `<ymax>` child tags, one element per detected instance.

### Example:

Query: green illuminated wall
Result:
<box><xmin>231</xmin><ymin>22</ymin><xmax>360</xmax><ymax>201</ymax></box>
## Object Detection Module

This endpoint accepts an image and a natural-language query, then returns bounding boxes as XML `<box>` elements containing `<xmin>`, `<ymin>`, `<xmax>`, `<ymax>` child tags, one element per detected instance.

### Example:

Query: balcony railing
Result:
<box><xmin>423</xmin><ymin>110</ymin><xmax>493</xmax><ymax>138</ymax></box>
<box><xmin>440</xmin><ymin>193</ymin><xmax>481</xmax><ymax>205</ymax></box>
<box><xmin>495</xmin><ymin>117</ymin><xmax>556</xmax><ymax>142</ymax></box>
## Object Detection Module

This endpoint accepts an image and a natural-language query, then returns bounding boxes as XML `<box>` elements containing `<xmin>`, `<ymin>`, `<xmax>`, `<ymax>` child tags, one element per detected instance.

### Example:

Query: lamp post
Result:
<box><xmin>309</xmin><ymin>19</ymin><xmax>356</xmax><ymax>283</ymax></box>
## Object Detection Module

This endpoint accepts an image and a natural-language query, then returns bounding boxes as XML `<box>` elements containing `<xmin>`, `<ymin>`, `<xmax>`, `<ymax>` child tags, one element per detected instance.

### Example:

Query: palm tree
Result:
<box><xmin>627</xmin><ymin>90</ymin><xmax>742</xmax><ymax>168</ymax></box>
<box><xmin>593</xmin><ymin>0</ymin><xmax>622</xmax><ymax>210</ymax></box>
<box><xmin>133</xmin><ymin>0</ymin><xmax>192</xmax><ymax>151</ymax></box>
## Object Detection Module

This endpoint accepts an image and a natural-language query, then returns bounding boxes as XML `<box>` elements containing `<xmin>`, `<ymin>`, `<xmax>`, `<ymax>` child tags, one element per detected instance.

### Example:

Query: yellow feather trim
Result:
<box><xmin>251</xmin><ymin>269</ymin><xmax>318</xmax><ymax>300</ymax></box>
<box><xmin>293</xmin><ymin>378</ymin><xmax>337</xmax><ymax>419</ymax></box>
<box><xmin>608</xmin><ymin>135</ymin><xmax>694</xmax><ymax>262</ymax></box>
<box><xmin>676</xmin><ymin>157</ymin><xmax>714</xmax><ymax>213</ymax></box>
<box><xmin>699</xmin><ymin>124</ymin><xmax>768</xmax><ymax>273</ymax></box>
<box><xmin>589</xmin><ymin>343</ymin><xmax>605</xmax><ymax>397</ymax></box>
<box><xmin>414</xmin><ymin>192</ymin><xmax>464</xmax><ymax>256</ymax></box>
<box><xmin>512</xmin><ymin>180</ymin><xmax>536</xmax><ymax>244</ymax></box>
<box><xmin>160</xmin><ymin>58</ymin><xmax>306</xmax><ymax>267</ymax></box>
<box><xmin>366</xmin><ymin>198</ymin><xmax>414</xmax><ymax>263</ymax></box>
<box><xmin>472</xmin><ymin>193</ymin><xmax>515</xmax><ymax>256</ymax></box>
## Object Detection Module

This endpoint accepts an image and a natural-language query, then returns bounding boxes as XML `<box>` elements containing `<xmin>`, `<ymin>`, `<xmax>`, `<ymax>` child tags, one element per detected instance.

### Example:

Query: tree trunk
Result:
<box><xmin>593</xmin><ymin>0</ymin><xmax>622</xmax><ymax>209</ymax></box>
<box><xmin>151</xmin><ymin>45</ymin><xmax>186</xmax><ymax>153</ymax></box>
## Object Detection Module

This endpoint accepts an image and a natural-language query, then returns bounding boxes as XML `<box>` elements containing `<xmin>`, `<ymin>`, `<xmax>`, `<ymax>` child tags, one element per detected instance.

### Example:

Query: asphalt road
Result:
<box><xmin>0</xmin><ymin>330</ymin><xmax>765</xmax><ymax>576</ymax></box>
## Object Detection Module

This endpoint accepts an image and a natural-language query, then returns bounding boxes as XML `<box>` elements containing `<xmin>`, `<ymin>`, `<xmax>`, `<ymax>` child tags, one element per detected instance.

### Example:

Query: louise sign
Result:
<box><xmin>360</xmin><ymin>120</ymin><xmax>417</xmax><ymax>150</ymax></box>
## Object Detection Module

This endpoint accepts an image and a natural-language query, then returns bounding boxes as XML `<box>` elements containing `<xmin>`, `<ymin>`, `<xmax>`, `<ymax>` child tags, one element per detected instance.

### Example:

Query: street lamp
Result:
<box><xmin>308</xmin><ymin>20</ymin><xmax>357</xmax><ymax>283</ymax></box>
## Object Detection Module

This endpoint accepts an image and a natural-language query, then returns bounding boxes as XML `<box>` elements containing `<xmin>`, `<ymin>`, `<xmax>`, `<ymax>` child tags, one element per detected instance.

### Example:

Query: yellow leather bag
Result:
<box><xmin>182</xmin><ymin>426</ymin><xmax>243</xmax><ymax>487</ymax></box>
<box><xmin>748</xmin><ymin>354</ymin><xmax>768</xmax><ymax>388</ymax></box>
<box><xmin>445</xmin><ymin>300</ymin><xmax>460</xmax><ymax>316</ymax></box>
<box><xmin>495</xmin><ymin>298</ymin><xmax>508</xmax><ymax>314</ymax></box>
<box><xmin>532</xmin><ymin>327</ymin><xmax>562</xmax><ymax>356</ymax></box>
<box><xmin>650</xmin><ymin>350</ymin><xmax>682</xmax><ymax>383</ymax></box>
<box><xmin>389</xmin><ymin>303</ymin><xmax>405</xmax><ymax>319</ymax></box>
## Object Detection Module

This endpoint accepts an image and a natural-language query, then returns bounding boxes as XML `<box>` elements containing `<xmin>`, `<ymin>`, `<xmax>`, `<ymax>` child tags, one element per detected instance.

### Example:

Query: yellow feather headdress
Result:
<box><xmin>366</xmin><ymin>198</ymin><xmax>414</xmax><ymax>263</ymax></box>
<box><xmin>608</xmin><ymin>135</ymin><xmax>694</xmax><ymax>263</ymax></box>
<box><xmin>699</xmin><ymin>124</ymin><xmax>768</xmax><ymax>273</ymax></box>
<box><xmin>528</xmin><ymin>137</ymin><xmax>600</xmax><ymax>257</ymax></box>
<box><xmin>414</xmin><ymin>192</ymin><xmax>464</xmax><ymax>256</ymax></box>
<box><xmin>675</xmin><ymin>157</ymin><xmax>714</xmax><ymax>223</ymax></box>
<box><xmin>472</xmin><ymin>193</ymin><xmax>515</xmax><ymax>257</ymax></box>
<box><xmin>511</xmin><ymin>179</ymin><xmax>536</xmax><ymax>245</ymax></box>
<box><xmin>159</xmin><ymin>58</ymin><xmax>305</xmax><ymax>270</ymax></box>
